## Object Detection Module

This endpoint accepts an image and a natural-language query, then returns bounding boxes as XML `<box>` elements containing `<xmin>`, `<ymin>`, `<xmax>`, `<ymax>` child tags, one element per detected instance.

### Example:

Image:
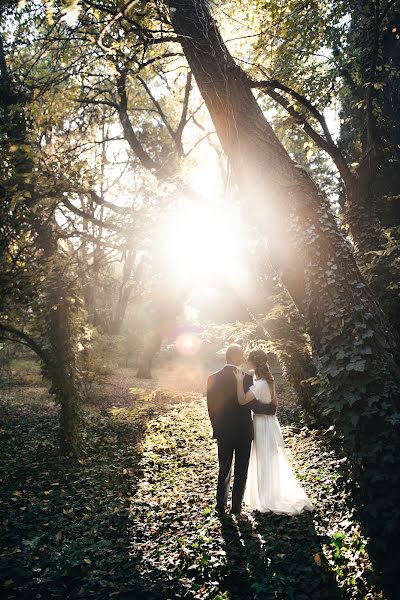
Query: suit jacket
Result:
<box><xmin>207</xmin><ymin>365</ymin><xmax>276</xmax><ymax>441</ymax></box>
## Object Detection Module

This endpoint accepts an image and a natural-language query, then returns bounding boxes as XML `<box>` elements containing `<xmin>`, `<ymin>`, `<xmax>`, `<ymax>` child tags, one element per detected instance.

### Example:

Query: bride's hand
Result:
<box><xmin>234</xmin><ymin>369</ymin><xmax>245</xmax><ymax>383</ymax></box>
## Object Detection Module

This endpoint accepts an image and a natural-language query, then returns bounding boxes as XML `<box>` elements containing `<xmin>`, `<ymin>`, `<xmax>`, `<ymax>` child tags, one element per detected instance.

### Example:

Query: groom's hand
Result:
<box><xmin>249</xmin><ymin>398</ymin><xmax>277</xmax><ymax>415</ymax></box>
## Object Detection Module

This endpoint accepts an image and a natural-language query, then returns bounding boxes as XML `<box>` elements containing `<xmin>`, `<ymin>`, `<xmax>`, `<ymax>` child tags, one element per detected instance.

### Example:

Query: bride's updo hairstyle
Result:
<box><xmin>247</xmin><ymin>348</ymin><xmax>273</xmax><ymax>381</ymax></box>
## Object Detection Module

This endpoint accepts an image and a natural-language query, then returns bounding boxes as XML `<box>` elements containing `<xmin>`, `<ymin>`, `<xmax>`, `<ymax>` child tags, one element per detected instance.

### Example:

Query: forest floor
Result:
<box><xmin>0</xmin><ymin>364</ymin><xmax>385</xmax><ymax>600</ymax></box>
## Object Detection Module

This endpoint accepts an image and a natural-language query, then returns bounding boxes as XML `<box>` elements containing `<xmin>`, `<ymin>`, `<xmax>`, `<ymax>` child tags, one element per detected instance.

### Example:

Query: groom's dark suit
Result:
<box><xmin>207</xmin><ymin>365</ymin><xmax>276</xmax><ymax>513</ymax></box>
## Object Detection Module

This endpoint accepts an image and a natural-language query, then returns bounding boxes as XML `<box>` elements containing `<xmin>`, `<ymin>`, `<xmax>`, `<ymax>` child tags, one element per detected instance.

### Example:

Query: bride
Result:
<box><xmin>234</xmin><ymin>349</ymin><xmax>313</xmax><ymax>516</ymax></box>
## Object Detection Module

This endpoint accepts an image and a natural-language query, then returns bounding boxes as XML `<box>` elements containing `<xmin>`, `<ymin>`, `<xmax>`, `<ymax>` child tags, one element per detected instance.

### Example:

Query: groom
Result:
<box><xmin>207</xmin><ymin>344</ymin><xmax>276</xmax><ymax>515</ymax></box>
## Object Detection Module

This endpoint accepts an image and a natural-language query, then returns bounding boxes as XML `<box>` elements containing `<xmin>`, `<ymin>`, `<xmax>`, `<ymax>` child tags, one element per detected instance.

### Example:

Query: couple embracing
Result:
<box><xmin>207</xmin><ymin>344</ymin><xmax>313</xmax><ymax>516</ymax></box>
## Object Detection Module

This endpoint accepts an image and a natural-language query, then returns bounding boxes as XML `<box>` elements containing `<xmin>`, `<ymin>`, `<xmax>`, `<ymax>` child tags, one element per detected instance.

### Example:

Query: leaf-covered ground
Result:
<box><xmin>0</xmin><ymin>373</ymin><xmax>385</xmax><ymax>599</ymax></box>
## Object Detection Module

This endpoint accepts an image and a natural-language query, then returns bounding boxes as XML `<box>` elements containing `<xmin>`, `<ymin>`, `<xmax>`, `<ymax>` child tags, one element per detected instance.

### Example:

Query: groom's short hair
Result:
<box><xmin>226</xmin><ymin>344</ymin><xmax>243</xmax><ymax>364</ymax></box>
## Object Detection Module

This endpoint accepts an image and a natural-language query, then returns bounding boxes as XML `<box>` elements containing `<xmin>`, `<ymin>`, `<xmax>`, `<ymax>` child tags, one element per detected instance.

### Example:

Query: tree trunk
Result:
<box><xmin>45</xmin><ymin>279</ymin><xmax>82</xmax><ymax>456</ymax></box>
<box><xmin>109</xmin><ymin>248</ymin><xmax>138</xmax><ymax>335</ymax></box>
<box><xmin>136</xmin><ymin>331</ymin><xmax>163</xmax><ymax>379</ymax></box>
<box><xmin>168</xmin><ymin>1</ymin><xmax>400</xmax><ymax>593</ymax></box>
<box><xmin>35</xmin><ymin>221</ymin><xmax>83</xmax><ymax>457</ymax></box>
<box><xmin>136</xmin><ymin>289</ymin><xmax>186</xmax><ymax>379</ymax></box>
<box><xmin>346</xmin><ymin>172</ymin><xmax>386</xmax><ymax>255</ymax></box>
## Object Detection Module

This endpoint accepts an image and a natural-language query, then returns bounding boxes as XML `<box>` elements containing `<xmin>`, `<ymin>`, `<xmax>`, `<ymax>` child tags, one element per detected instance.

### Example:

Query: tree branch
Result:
<box><xmin>251</xmin><ymin>81</ymin><xmax>354</xmax><ymax>195</ymax></box>
<box><xmin>380</xmin><ymin>0</ymin><xmax>397</xmax><ymax>22</ymax></box>
<box><xmin>57</xmin><ymin>230</ymin><xmax>124</xmax><ymax>251</ymax></box>
<box><xmin>137</xmin><ymin>52</ymin><xmax>182</xmax><ymax>71</ymax></box>
<box><xmin>116</xmin><ymin>72</ymin><xmax>161</xmax><ymax>171</ymax></box>
<box><xmin>0</xmin><ymin>323</ymin><xmax>49</xmax><ymax>364</ymax></box>
<box><xmin>175</xmin><ymin>70</ymin><xmax>192</xmax><ymax>146</ymax></box>
<box><xmin>250</xmin><ymin>78</ymin><xmax>335</xmax><ymax>146</ymax></box>
<box><xmin>75</xmin><ymin>97</ymin><xmax>119</xmax><ymax>109</ymax></box>
<box><xmin>87</xmin><ymin>190</ymin><xmax>133</xmax><ymax>215</ymax></box>
<box><xmin>137</xmin><ymin>74</ymin><xmax>182</xmax><ymax>155</ymax></box>
<box><xmin>61</xmin><ymin>198</ymin><xmax>128</xmax><ymax>233</ymax></box>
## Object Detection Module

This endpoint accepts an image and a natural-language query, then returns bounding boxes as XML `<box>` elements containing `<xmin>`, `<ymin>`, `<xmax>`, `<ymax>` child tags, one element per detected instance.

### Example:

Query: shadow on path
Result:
<box><xmin>218</xmin><ymin>511</ymin><xmax>344</xmax><ymax>600</ymax></box>
<box><xmin>0</xmin><ymin>394</ymin><xmax>158</xmax><ymax>600</ymax></box>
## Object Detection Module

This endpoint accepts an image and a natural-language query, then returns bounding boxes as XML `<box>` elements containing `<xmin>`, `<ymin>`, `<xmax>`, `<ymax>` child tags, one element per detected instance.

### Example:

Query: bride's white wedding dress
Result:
<box><xmin>245</xmin><ymin>378</ymin><xmax>314</xmax><ymax>515</ymax></box>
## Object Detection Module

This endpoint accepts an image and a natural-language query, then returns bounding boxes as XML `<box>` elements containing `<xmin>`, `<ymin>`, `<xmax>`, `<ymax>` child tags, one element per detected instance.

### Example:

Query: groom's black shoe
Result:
<box><xmin>215</xmin><ymin>503</ymin><xmax>227</xmax><ymax>515</ymax></box>
<box><xmin>231</xmin><ymin>504</ymin><xmax>241</xmax><ymax>515</ymax></box>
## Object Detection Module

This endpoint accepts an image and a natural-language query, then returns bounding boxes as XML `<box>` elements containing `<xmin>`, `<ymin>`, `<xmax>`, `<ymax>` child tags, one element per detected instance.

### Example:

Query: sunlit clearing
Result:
<box><xmin>157</xmin><ymin>200</ymin><xmax>247</xmax><ymax>288</ymax></box>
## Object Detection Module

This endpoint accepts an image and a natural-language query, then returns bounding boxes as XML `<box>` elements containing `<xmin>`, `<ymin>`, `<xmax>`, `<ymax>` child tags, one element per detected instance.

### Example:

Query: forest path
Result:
<box><xmin>73</xmin><ymin>367</ymin><xmax>381</xmax><ymax>599</ymax></box>
<box><xmin>1</xmin><ymin>367</ymin><xmax>380</xmax><ymax>599</ymax></box>
<box><xmin>122</xmin><ymin>381</ymin><xmax>357</xmax><ymax>600</ymax></box>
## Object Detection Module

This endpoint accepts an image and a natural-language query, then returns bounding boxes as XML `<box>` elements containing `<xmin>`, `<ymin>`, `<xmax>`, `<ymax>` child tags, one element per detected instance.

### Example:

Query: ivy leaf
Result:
<box><xmin>346</xmin><ymin>360</ymin><xmax>366</xmax><ymax>372</ymax></box>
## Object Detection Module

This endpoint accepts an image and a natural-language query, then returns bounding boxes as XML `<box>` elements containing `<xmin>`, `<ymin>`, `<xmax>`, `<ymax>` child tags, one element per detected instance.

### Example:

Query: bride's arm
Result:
<box><xmin>234</xmin><ymin>371</ymin><xmax>256</xmax><ymax>405</ymax></box>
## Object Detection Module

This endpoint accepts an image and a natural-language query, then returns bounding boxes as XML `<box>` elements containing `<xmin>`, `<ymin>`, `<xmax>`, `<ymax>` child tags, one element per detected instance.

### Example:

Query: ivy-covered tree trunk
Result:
<box><xmin>340</xmin><ymin>0</ymin><xmax>400</xmax><ymax>243</ymax></box>
<box><xmin>49</xmin><ymin>309</ymin><xmax>82</xmax><ymax>454</ymax></box>
<box><xmin>168</xmin><ymin>1</ymin><xmax>400</xmax><ymax>594</ymax></box>
<box><xmin>263</xmin><ymin>296</ymin><xmax>324</xmax><ymax>426</ymax></box>
<box><xmin>41</xmin><ymin>254</ymin><xmax>83</xmax><ymax>455</ymax></box>
<box><xmin>338</xmin><ymin>0</ymin><xmax>400</xmax><ymax>343</ymax></box>
<box><xmin>23</xmin><ymin>219</ymin><xmax>84</xmax><ymax>456</ymax></box>
<box><xmin>0</xmin><ymin>30</ymin><xmax>82</xmax><ymax>455</ymax></box>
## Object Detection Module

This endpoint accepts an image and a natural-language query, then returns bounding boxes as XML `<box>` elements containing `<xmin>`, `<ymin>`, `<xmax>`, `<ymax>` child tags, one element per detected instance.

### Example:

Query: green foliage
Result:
<box><xmin>80</xmin><ymin>333</ymin><xmax>123</xmax><ymax>387</ymax></box>
<box><xmin>79</xmin><ymin>329</ymin><xmax>145</xmax><ymax>393</ymax></box>
<box><xmin>287</xmin><ymin>189</ymin><xmax>400</xmax><ymax>593</ymax></box>
<box><xmin>360</xmin><ymin>232</ymin><xmax>400</xmax><ymax>345</ymax></box>
<box><xmin>202</xmin><ymin>320</ymin><xmax>260</xmax><ymax>349</ymax></box>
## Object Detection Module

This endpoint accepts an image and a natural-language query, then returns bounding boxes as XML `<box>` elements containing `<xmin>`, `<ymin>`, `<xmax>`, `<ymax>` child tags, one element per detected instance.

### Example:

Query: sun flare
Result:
<box><xmin>156</xmin><ymin>200</ymin><xmax>246</xmax><ymax>289</ymax></box>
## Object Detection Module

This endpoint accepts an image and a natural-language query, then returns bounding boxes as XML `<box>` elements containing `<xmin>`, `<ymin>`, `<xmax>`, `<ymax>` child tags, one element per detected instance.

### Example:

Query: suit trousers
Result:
<box><xmin>216</xmin><ymin>437</ymin><xmax>252</xmax><ymax>513</ymax></box>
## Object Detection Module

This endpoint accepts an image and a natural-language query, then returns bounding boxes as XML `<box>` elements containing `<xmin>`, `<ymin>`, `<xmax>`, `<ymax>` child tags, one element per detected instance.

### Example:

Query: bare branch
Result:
<box><xmin>75</xmin><ymin>97</ymin><xmax>119</xmax><ymax>109</ymax></box>
<box><xmin>137</xmin><ymin>74</ymin><xmax>182</xmax><ymax>155</ymax></box>
<box><xmin>250</xmin><ymin>78</ymin><xmax>335</xmax><ymax>147</ymax></box>
<box><xmin>61</xmin><ymin>198</ymin><xmax>128</xmax><ymax>233</ymax></box>
<box><xmin>137</xmin><ymin>52</ymin><xmax>182</xmax><ymax>71</ymax></box>
<box><xmin>175</xmin><ymin>70</ymin><xmax>192</xmax><ymax>145</ymax></box>
<box><xmin>0</xmin><ymin>323</ymin><xmax>49</xmax><ymax>364</ymax></box>
<box><xmin>87</xmin><ymin>190</ymin><xmax>133</xmax><ymax>214</ymax></box>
